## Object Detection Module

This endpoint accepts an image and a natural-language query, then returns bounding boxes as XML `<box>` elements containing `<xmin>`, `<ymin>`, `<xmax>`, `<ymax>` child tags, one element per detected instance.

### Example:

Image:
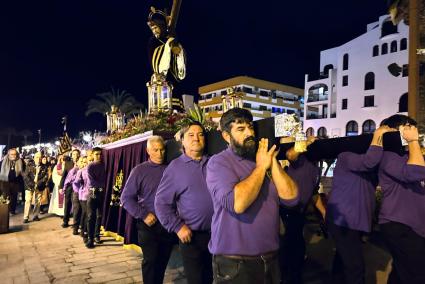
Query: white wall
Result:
<box><xmin>304</xmin><ymin>15</ymin><xmax>408</xmax><ymax>137</ymax></box>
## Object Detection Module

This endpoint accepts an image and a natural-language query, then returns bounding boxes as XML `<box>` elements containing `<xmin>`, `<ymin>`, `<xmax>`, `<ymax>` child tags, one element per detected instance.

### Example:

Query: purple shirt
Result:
<box><xmin>327</xmin><ymin>146</ymin><xmax>383</xmax><ymax>232</ymax></box>
<box><xmin>73</xmin><ymin>168</ymin><xmax>90</xmax><ymax>201</ymax></box>
<box><xmin>378</xmin><ymin>151</ymin><xmax>425</xmax><ymax>238</ymax></box>
<box><xmin>121</xmin><ymin>160</ymin><xmax>167</xmax><ymax>220</ymax></box>
<box><xmin>86</xmin><ymin>161</ymin><xmax>106</xmax><ymax>189</ymax></box>
<box><xmin>286</xmin><ymin>154</ymin><xmax>320</xmax><ymax>209</ymax></box>
<box><xmin>64</xmin><ymin>167</ymin><xmax>79</xmax><ymax>193</ymax></box>
<box><xmin>155</xmin><ymin>154</ymin><xmax>213</xmax><ymax>233</ymax></box>
<box><xmin>206</xmin><ymin>147</ymin><xmax>299</xmax><ymax>256</ymax></box>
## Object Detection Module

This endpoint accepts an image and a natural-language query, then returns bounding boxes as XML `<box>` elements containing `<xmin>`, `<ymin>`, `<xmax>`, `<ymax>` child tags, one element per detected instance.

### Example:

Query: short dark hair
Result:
<box><xmin>92</xmin><ymin>147</ymin><xmax>102</xmax><ymax>153</ymax></box>
<box><xmin>179</xmin><ymin>120</ymin><xmax>205</xmax><ymax>140</ymax></box>
<box><xmin>382</xmin><ymin>114</ymin><xmax>417</xmax><ymax>129</ymax></box>
<box><xmin>220</xmin><ymin>108</ymin><xmax>253</xmax><ymax>133</ymax></box>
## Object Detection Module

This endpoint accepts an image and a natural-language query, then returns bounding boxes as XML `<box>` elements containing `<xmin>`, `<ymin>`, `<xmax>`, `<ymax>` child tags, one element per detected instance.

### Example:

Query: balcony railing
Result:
<box><xmin>307</xmin><ymin>94</ymin><xmax>329</xmax><ymax>103</ymax></box>
<box><xmin>306</xmin><ymin>114</ymin><xmax>328</xmax><ymax>120</ymax></box>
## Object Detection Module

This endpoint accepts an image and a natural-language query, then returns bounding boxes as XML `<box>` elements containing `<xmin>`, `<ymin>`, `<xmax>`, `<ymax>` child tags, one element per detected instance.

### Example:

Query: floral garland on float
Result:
<box><xmin>100</xmin><ymin>104</ymin><xmax>217</xmax><ymax>144</ymax></box>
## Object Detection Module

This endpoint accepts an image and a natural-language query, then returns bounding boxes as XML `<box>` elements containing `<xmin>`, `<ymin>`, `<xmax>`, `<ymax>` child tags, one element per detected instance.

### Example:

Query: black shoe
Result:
<box><xmin>61</xmin><ymin>223</ymin><xmax>69</xmax><ymax>228</ymax></box>
<box><xmin>94</xmin><ymin>237</ymin><xmax>102</xmax><ymax>244</ymax></box>
<box><xmin>33</xmin><ymin>216</ymin><xmax>40</xmax><ymax>221</ymax></box>
<box><xmin>23</xmin><ymin>219</ymin><xmax>29</xmax><ymax>224</ymax></box>
<box><xmin>85</xmin><ymin>240</ymin><xmax>95</xmax><ymax>249</ymax></box>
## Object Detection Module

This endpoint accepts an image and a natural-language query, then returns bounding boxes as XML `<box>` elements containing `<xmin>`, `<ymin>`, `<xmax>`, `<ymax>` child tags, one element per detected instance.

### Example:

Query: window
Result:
<box><xmin>390</xmin><ymin>40</ymin><xmax>398</xmax><ymax>53</ymax></box>
<box><xmin>364</xmin><ymin>72</ymin><xmax>375</xmax><ymax>90</ymax></box>
<box><xmin>260</xmin><ymin>90</ymin><xmax>269</xmax><ymax>97</ymax></box>
<box><xmin>243</xmin><ymin>103</ymin><xmax>251</xmax><ymax>108</ymax></box>
<box><xmin>346</xmin><ymin>121</ymin><xmax>358</xmax><ymax>136</ymax></box>
<box><xmin>364</xmin><ymin>95</ymin><xmax>375</xmax><ymax>107</ymax></box>
<box><xmin>287</xmin><ymin>109</ymin><xmax>295</xmax><ymax>114</ymax></box>
<box><xmin>362</xmin><ymin>120</ymin><xmax>376</xmax><ymax>134</ymax></box>
<box><xmin>381</xmin><ymin>19</ymin><xmax>398</xmax><ymax>37</ymax></box>
<box><xmin>259</xmin><ymin>105</ymin><xmax>267</xmax><ymax>111</ymax></box>
<box><xmin>323</xmin><ymin>64</ymin><xmax>334</xmax><ymax>76</ymax></box>
<box><xmin>402</xmin><ymin>64</ymin><xmax>408</xmax><ymax>77</ymax></box>
<box><xmin>343</xmin><ymin>54</ymin><xmax>349</xmax><ymax>70</ymax></box>
<box><xmin>381</xmin><ymin>43</ymin><xmax>388</xmax><ymax>55</ymax></box>
<box><xmin>242</xmin><ymin>87</ymin><xmax>253</xmax><ymax>93</ymax></box>
<box><xmin>317</xmin><ymin>127</ymin><xmax>327</xmax><ymax>138</ymax></box>
<box><xmin>342</xmin><ymin>75</ymin><xmax>348</xmax><ymax>86</ymax></box>
<box><xmin>342</xmin><ymin>99</ymin><xmax>348</xmax><ymax>110</ymax></box>
<box><xmin>399</xmin><ymin>93</ymin><xmax>408</xmax><ymax>112</ymax></box>
<box><xmin>306</xmin><ymin>127</ymin><xmax>314</xmax><ymax>137</ymax></box>
<box><xmin>400</xmin><ymin>38</ymin><xmax>407</xmax><ymax>50</ymax></box>
<box><xmin>373</xmin><ymin>45</ymin><xmax>379</xmax><ymax>57</ymax></box>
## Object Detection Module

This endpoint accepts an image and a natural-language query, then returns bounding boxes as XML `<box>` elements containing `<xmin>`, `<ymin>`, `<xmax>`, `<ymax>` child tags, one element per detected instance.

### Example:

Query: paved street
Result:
<box><xmin>0</xmin><ymin>207</ymin><xmax>185</xmax><ymax>284</ymax></box>
<box><xmin>0</xmin><ymin>206</ymin><xmax>392</xmax><ymax>284</ymax></box>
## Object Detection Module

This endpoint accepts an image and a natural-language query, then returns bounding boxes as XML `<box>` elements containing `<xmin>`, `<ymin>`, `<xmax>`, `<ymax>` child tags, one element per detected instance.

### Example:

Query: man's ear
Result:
<box><xmin>221</xmin><ymin>131</ymin><xmax>231</xmax><ymax>144</ymax></box>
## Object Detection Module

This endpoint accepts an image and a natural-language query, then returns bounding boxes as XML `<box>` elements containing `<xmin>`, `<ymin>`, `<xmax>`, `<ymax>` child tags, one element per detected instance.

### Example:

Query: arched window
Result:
<box><xmin>306</xmin><ymin>127</ymin><xmax>314</xmax><ymax>137</ymax></box>
<box><xmin>364</xmin><ymin>72</ymin><xmax>375</xmax><ymax>90</ymax></box>
<box><xmin>381</xmin><ymin>18</ymin><xmax>398</xmax><ymax>37</ymax></box>
<box><xmin>362</xmin><ymin>120</ymin><xmax>376</xmax><ymax>134</ymax></box>
<box><xmin>317</xmin><ymin>127</ymin><xmax>327</xmax><ymax>138</ymax></box>
<box><xmin>373</xmin><ymin>45</ymin><xmax>379</xmax><ymax>57</ymax></box>
<box><xmin>343</xmin><ymin>54</ymin><xmax>349</xmax><ymax>70</ymax></box>
<box><xmin>399</xmin><ymin>93</ymin><xmax>408</xmax><ymax>112</ymax></box>
<box><xmin>400</xmin><ymin>38</ymin><xmax>407</xmax><ymax>50</ymax></box>
<box><xmin>307</xmin><ymin>83</ymin><xmax>329</xmax><ymax>102</ymax></box>
<box><xmin>346</xmin><ymin>120</ymin><xmax>358</xmax><ymax>136</ymax></box>
<box><xmin>323</xmin><ymin>64</ymin><xmax>334</xmax><ymax>76</ymax></box>
<box><xmin>390</xmin><ymin>40</ymin><xmax>398</xmax><ymax>53</ymax></box>
<box><xmin>381</xmin><ymin>43</ymin><xmax>388</xmax><ymax>55</ymax></box>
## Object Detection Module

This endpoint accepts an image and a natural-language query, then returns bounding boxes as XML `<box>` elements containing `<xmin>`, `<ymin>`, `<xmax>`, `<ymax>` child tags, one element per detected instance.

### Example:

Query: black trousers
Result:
<box><xmin>72</xmin><ymin>192</ymin><xmax>81</xmax><ymax>230</ymax></box>
<box><xmin>380</xmin><ymin>221</ymin><xmax>425</xmax><ymax>284</ymax></box>
<box><xmin>87</xmin><ymin>192</ymin><xmax>103</xmax><ymax>240</ymax></box>
<box><xmin>327</xmin><ymin>221</ymin><xmax>365</xmax><ymax>284</ymax></box>
<box><xmin>6</xmin><ymin>182</ymin><xmax>19</xmax><ymax>214</ymax></box>
<box><xmin>213</xmin><ymin>253</ymin><xmax>280</xmax><ymax>284</ymax></box>
<box><xmin>63</xmin><ymin>186</ymin><xmax>73</xmax><ymax>224</ymax></box>
<box><xmin>80</xmin><ymin>200</ymin><xmax>88</xmax><ymax>236</ymax></box>
<box><xmin>179</xmin><ymin>230</ymin><xmax>213</xmax><ymax>284</ymax></box>
<box><xmin>279</xmin><ymin>209</ymin><xmax>306</xmax><ymax>284</ymax></box>
<box><xmin>136</xmin><ymin>220</ymin><xmax>176</xmax><ymax>284</ymax></box>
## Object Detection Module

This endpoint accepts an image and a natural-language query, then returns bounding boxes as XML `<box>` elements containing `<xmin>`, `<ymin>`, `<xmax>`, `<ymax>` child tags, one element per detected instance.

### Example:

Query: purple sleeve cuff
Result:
<box><xmin>279</xmin><ymin>194</ymin><xmax>300</xmax><ymax>208</ymax></box>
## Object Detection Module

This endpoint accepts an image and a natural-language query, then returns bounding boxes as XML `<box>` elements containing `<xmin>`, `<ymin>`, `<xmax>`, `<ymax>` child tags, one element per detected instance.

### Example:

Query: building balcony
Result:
<box><xmin>307</xmin><ymin>94</ymin><xmax>329</xmax><ymax>103</ymax></box>
<box><xmin>306</xmin><ymin>114</ymin><xmax>328</xmax><ymax>120</ymax></box>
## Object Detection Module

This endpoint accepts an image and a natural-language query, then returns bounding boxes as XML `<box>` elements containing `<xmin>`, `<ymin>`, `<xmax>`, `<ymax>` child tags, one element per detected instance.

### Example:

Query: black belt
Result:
<box><xmin>219</xmin><ymin>250</ymin><xmax>278</xmax><ymax>261</ymax></box>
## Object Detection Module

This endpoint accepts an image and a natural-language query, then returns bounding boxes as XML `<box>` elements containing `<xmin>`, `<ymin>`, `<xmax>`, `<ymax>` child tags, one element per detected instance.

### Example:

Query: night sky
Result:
<box><xmin>0</xmin><ymin>1</ymin><xmax>388</xmax><ymax>145</ymax></box>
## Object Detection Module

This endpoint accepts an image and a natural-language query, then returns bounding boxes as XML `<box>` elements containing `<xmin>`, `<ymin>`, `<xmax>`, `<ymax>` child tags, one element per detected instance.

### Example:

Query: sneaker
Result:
<box><xmin>61</xmin><ymin>223</ymin><xmax>69</xmax><ymax>228</ymax></box>
<box><xmin>33</xmin><ymin>216</ymin><xmax>40</xmax><ymax>221</ymax></box>
<box><xmin>23</xmin><ymin>219</ymin><xmax>29</xmax><ymax>224</ymax></box>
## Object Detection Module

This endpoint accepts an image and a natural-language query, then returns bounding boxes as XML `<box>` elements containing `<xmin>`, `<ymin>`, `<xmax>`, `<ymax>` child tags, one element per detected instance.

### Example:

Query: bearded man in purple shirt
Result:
<box><xmin>121</xmin><ymin>136</ymin><xmax>176</xmax><ymax>284</ymax></box>
<box><xmin>155</xmin><ymin>121</ymin><xmax>213</xmax><ymax>284</ymax></box>
<box><xmin>378</xmin><ymin>114</ymin><xmax>425</xmax><ymax>284</ymax></box>
<box><xmin>326</xmin><ymin>124</ymin><xmax>393</xmax><ymax>284</ymax></box>
<box><xmin>206</xmin><ymin>108</ymin><xmax>299</xmax><ymax>284</ymax></box>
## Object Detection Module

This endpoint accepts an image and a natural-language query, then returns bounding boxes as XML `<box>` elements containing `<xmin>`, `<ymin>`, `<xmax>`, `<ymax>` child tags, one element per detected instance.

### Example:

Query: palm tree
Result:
<box><xmin>85</xmin><ymin>88</ymin><xmax>145</xmax><ymax>117</ymax></box>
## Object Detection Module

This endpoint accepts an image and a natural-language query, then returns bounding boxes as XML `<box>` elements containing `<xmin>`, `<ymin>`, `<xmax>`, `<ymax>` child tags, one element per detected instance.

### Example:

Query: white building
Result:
<box><xmin>304</xmin><ymin>15</ymin><xmax>408</xmax><ymax>137</ymax></box>
<box><xmin>198</xmin><ymin>76</ymin><xmax>303</xmax><ymax>122</ymax></box>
